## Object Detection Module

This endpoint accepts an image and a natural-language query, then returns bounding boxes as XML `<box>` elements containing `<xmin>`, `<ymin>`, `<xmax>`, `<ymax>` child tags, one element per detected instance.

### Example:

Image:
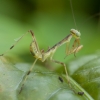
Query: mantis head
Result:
<box><xmin>70</xmin><ymin>29</ymin><xmax>81</xmax><ymax>39</ymax></box>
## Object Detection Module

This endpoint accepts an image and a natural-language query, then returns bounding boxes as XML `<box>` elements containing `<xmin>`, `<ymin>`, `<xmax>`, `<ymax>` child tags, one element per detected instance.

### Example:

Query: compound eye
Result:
<box><xmin>75</xmin><ymin>31</ymin><xmax>81</xmax><ymax>37</ymax></box>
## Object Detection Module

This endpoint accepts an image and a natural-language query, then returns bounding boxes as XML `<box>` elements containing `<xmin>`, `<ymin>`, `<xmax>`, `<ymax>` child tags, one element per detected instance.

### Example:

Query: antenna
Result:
<box><xmin>69</xmin><ymin>0</ymin><xmax>78</xmax><ymax>29</ymax></box>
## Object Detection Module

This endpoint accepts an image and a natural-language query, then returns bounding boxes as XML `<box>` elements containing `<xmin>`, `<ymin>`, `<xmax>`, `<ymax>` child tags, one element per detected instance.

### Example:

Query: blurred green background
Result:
<box><xmin>0</xmin><ymin>0</ymin><xmax>100</xmax><ymax>63</ymax></box>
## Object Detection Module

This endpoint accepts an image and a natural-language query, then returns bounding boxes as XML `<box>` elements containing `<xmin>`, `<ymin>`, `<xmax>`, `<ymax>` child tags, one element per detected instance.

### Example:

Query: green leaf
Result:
<box><xmin>0</xmin><ymin>56</ymin><xmax>93</xmax><ymax>100</ymax></box>
<box><xmin>0</xmin><ymin>57</ymin><xmax>24</xmax><ymax>100</ymax></box>
<box><xmin>69</xmin><ymin>53</ymin><xmax>100</xmax><ymax>100</ymax></box>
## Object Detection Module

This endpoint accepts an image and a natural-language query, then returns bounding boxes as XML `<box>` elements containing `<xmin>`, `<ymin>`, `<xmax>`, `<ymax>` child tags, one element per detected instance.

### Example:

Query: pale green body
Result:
<box><xmin>30</xmin><ymin>29</ymin><xmax>82</xmax><ymax>62</ymax></box>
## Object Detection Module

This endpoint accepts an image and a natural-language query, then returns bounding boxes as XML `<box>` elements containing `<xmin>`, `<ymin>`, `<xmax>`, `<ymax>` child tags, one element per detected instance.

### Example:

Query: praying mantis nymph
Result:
<box><xmin>0</xmin><ymin>29</ymin><xmax>83</xmax><ymax>93</ymax></box>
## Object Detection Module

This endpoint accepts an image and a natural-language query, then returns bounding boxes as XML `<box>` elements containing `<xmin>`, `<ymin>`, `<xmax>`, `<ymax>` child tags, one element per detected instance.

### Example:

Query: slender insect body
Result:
<box><xmin>42</xmin><ymin>34</ymin><xmax>73</xmax><ymax>61</ymax></box>
<box><xmin>30</xmin><ymin>29</ymin><xmax>81</xmax><ymax>62</ymax></box>
<box><xmin>0</xmin><ymin>28</ymin><xmax>83</xmax><ymax>94</ymax></box>
<box><xmin>30</xmin><ymin>32</ymin><xmax>74</xmax><ymax>62</ymax></box>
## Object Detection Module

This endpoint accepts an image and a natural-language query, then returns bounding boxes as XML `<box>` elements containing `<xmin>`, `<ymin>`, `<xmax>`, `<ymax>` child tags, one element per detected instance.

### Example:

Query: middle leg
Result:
<box><xmin>51</xmin><ymin>59</ymin><xmax>77</xmax><ymax>93</ymax></box>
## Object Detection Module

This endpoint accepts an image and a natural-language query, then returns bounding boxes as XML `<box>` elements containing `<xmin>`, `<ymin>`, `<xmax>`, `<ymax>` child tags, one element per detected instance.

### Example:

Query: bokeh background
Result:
<box><xmin>0</xmin><ymin>0</ymin><xmax>100</xmax><ymax>63</ymax></box>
